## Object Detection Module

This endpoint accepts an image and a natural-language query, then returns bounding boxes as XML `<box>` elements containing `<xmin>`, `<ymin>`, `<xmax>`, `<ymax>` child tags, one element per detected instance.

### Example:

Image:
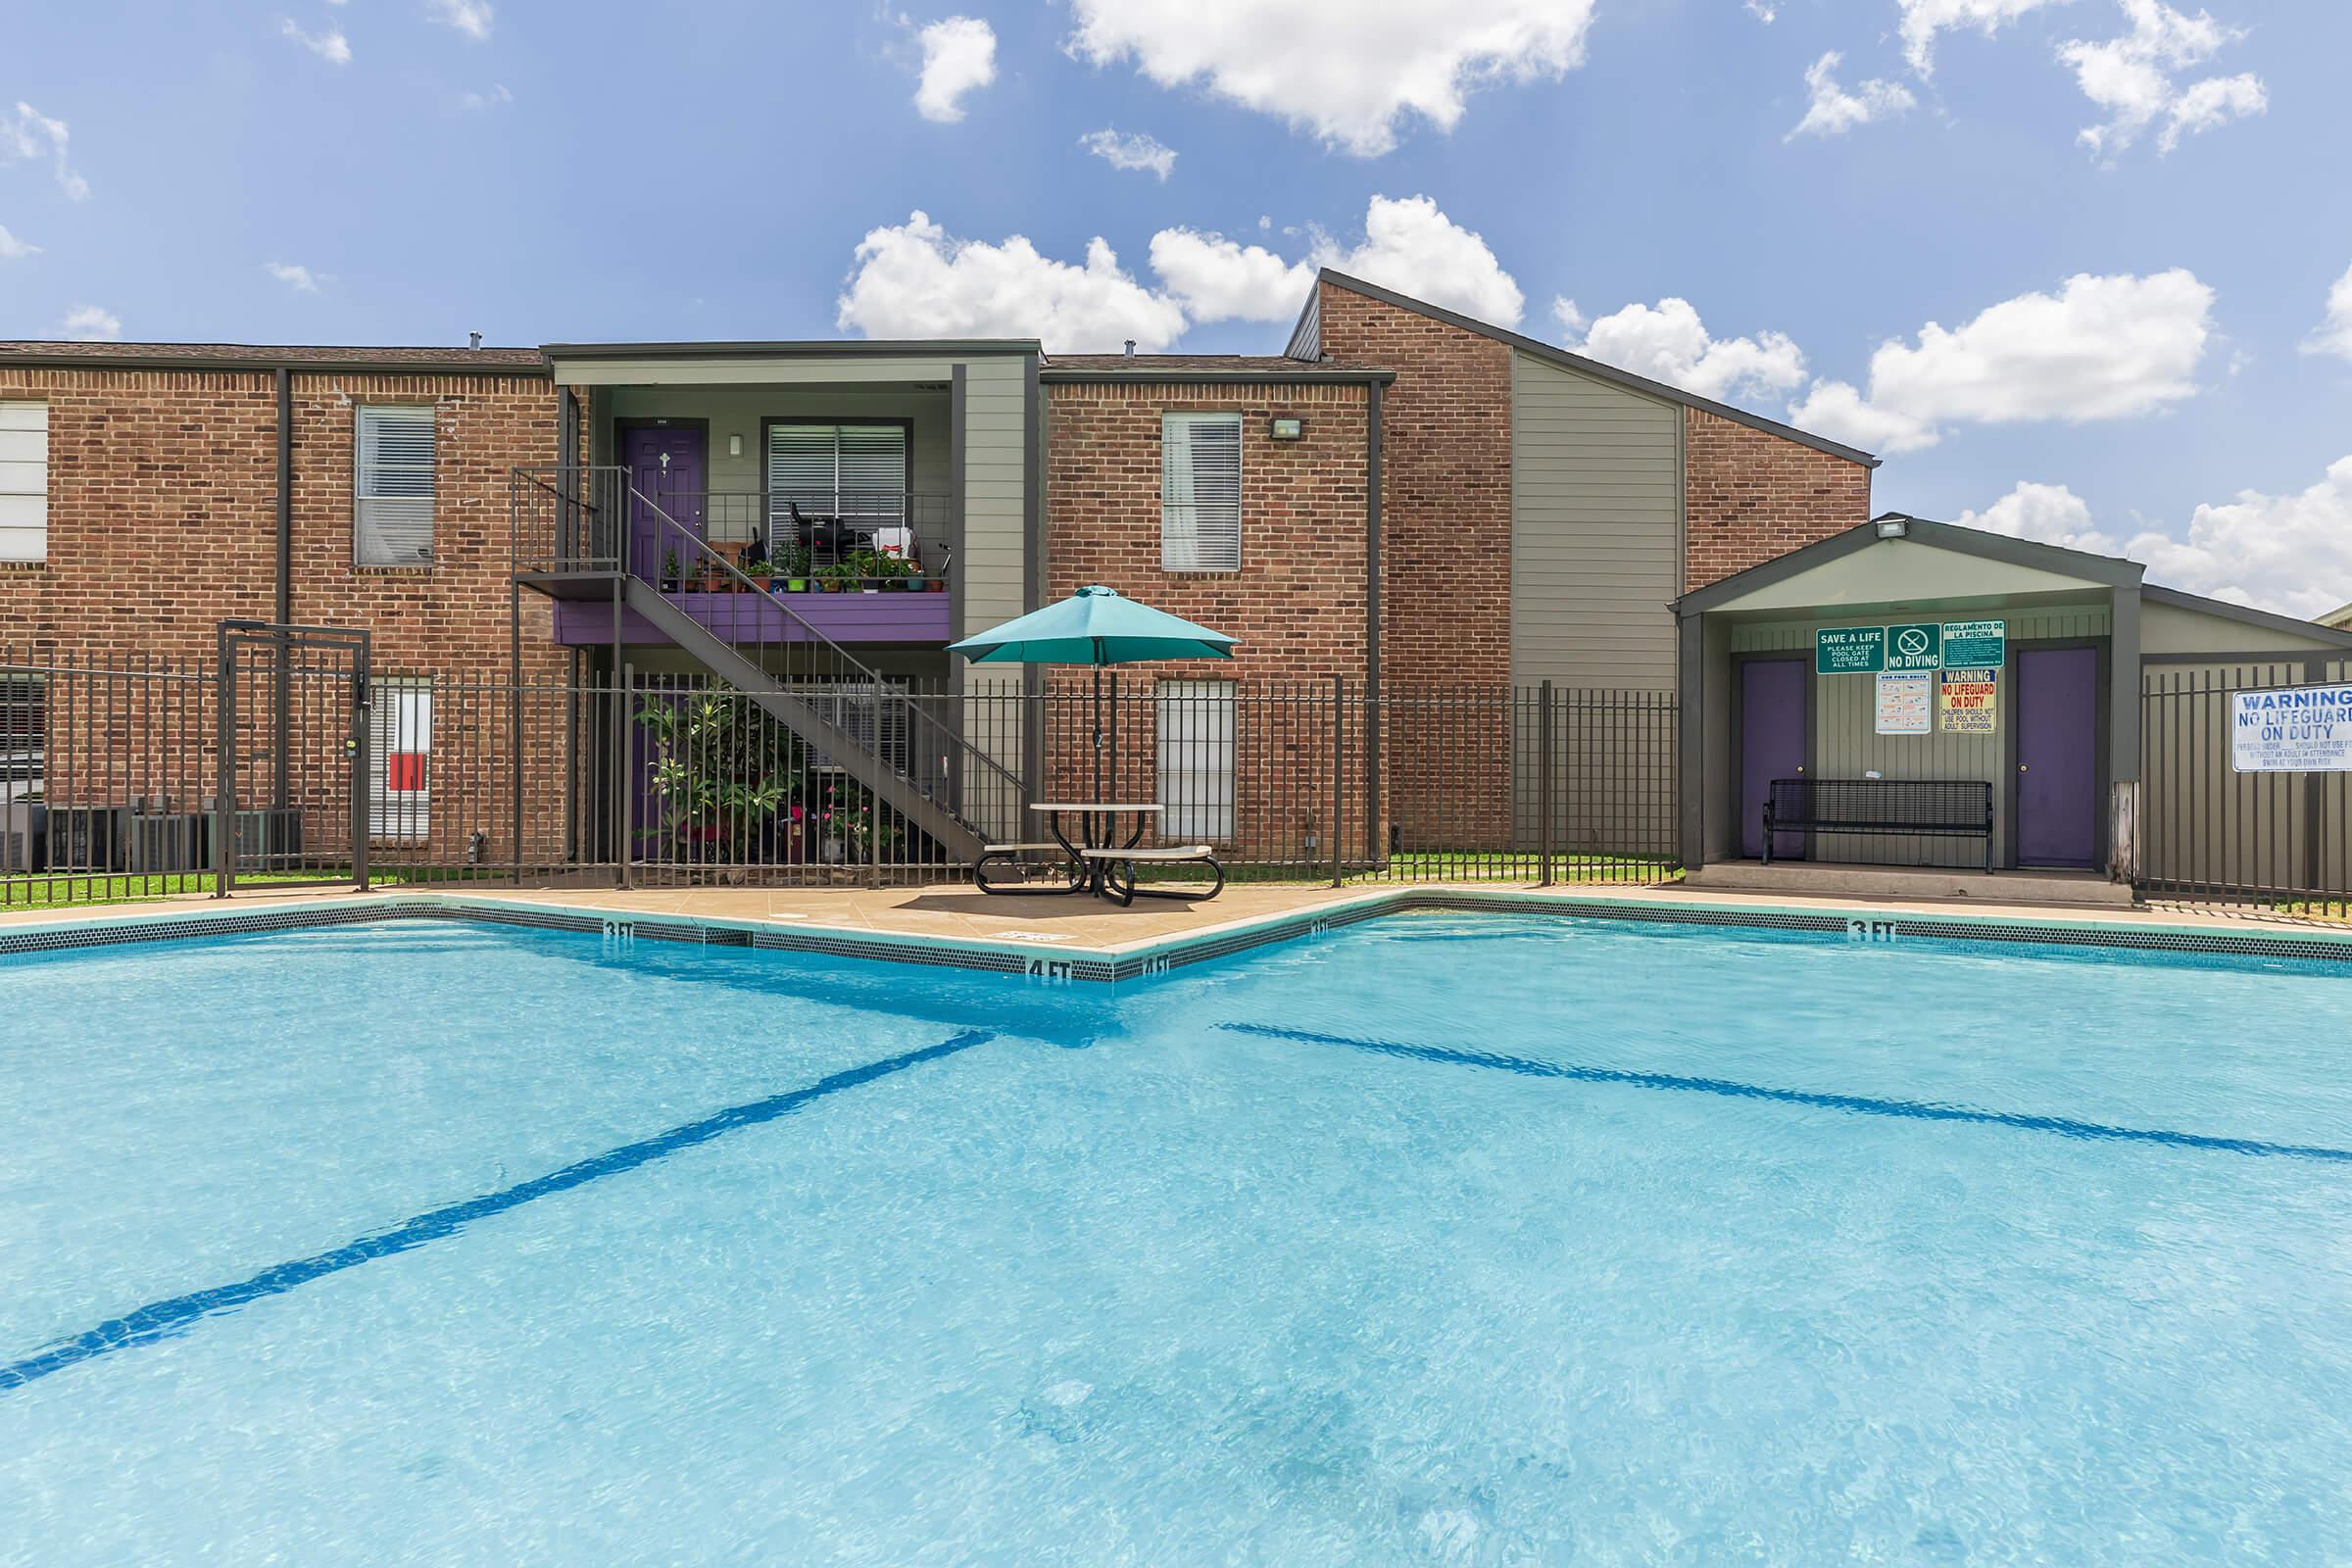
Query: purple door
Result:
<box><xmin>1740</xmin><ymin>659</ymin><xmax>1808</xmax><ymax>859</ymax></box>
<box><xmin>2016</xmin><ymin>647</ymin><xmax>2100</xmax><ymax>866</ymax></box>
<box><xmin>620</xmin><ymin>424</ymin><xmax>707</xmax><ymax>582</ymax></box>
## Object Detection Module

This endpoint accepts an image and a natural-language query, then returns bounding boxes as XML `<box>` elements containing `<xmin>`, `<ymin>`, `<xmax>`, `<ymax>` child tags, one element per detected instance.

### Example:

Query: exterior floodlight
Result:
<box><xmin>1875</xmin><ymin>514</ymin><xmax>1909</xmax><ymax>539</ymax></box>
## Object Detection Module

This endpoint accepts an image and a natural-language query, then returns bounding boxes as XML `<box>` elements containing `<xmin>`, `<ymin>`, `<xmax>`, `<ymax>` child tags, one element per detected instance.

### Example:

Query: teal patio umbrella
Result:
<box><xmin>949</xmin><ymin>585</ymin><xmax>1238</xmax><ymax>800</ymax></box>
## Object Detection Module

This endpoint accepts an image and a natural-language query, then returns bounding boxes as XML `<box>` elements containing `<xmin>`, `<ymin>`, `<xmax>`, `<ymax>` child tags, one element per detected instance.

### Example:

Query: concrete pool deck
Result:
<box><xmin>4</xmin><ymin>876</ymin><xmax>2346</xmax><ymax>976</ymax></box>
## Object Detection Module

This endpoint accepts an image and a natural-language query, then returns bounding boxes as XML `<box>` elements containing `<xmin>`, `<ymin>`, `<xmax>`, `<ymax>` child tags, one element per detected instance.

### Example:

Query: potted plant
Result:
<box><xmin>776</xmin><ymin>543</ymin><xmax>810</xmax><ymax>593</ymax></box>
<box><xmin>660</xmin><ymin>547</ymin><xmax>680</xmax><ymax>594</ymax></box>
<box><xmin>816</xmin><ymin>561</ymin><xmax>858</xmax><ymax>593</ymax></box>
<box><xmin>745</xmin><ymin>559</ymin><xmax>773</xmax><ymax>593</ymax></box>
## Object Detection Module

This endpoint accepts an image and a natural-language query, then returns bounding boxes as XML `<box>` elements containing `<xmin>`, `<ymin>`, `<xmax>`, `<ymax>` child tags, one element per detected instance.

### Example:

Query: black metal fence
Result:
<box><xmin>0</xmin><ymin>647</ymin><xmax>1683</xmax><ymax>906</ymax></box>
<box><xmin>2141</xmin><ymin>662</ymin><xmax>2351</xmax><ymax>918</ymax></box>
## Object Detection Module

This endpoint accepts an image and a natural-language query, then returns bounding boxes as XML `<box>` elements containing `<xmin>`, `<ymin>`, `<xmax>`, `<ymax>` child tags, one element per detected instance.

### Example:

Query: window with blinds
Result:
<box><xmin>1157</xmin><ymin>679</ymin><xmax>1237</xmax><ymax>842</ymax></box>
<box><xmin>0</xmin><ymin>402</ymin><xmax>48</xmax><ymax>564</ymax></box>
<box><xmin>765</xmin><ymin>423</ymin><xmax>908</xmax><ymax>524</ymax></box>
<box><xmin>355</xmin><ymin>405</ymin><xmax>436</xmax><ymax>565</ymax></box>
<box><xmin>1160</xmin><ymin>413</ymin><xmax>1242</xmax><ymax>572</ymax></box>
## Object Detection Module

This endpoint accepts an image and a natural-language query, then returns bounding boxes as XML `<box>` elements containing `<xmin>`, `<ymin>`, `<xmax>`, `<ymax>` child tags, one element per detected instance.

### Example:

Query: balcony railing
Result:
<box><xmin>513</xmin><ymin>473</ymin><xmax>953</xmax><ymax>592</ymax></box>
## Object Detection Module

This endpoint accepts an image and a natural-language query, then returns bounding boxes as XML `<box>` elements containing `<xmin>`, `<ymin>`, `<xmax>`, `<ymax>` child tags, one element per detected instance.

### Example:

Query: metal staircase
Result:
<box><xmin>511</xmin><ymin>466</ymin><xmax>1023</xmax><ymax>868</ymax></box>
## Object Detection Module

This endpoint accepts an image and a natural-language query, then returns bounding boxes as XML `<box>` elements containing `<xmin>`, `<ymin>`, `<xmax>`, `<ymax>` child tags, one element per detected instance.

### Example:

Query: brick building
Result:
<box><xmin>0</xmin><ymin>270</ymin><xmax>1876</xmax><ymax>873</ymax></box>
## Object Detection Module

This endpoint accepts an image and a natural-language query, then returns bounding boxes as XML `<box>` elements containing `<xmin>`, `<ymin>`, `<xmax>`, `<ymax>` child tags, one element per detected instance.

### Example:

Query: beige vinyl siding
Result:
<box><xmin>1731</xmin><ymin>604</ymin><xmax>2113</xmax><ymax>868</ymax></box>
<box><xmin>959</xmin><ymin>356</ymin><xmax>1029</xmax><ymax>639</ymax></box>
<box><xmin>0</xmin><ymin>402</ymin><xmax>48</xmax><ymax>563</ymax></box>
<box><xmin>1508</xmin><ymin>350</ymin><xmax>1680</xmax><ymax>690</ymax></box>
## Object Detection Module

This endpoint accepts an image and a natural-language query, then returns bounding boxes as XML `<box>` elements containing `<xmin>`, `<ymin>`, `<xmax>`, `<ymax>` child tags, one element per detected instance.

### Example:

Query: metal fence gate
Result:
<box><xmin>214</xmin><ymin>620</ymin><xmax>371</xmax><ymax>895</ymax></box>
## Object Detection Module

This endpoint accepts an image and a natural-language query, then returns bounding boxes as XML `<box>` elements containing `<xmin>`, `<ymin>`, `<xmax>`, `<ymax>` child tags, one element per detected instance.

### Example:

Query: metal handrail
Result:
<box><xmin>625</xmin><ymin>486</ymin><xmax>1024</xmax><ymax>805</ymax></box>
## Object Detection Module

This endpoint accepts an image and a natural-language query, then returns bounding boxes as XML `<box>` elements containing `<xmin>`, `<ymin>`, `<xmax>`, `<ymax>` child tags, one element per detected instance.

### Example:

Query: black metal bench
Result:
<box><xmin>1762</xmin><ymin>778</ymin><xmax>1995</xmax><ymax>873</ymax></box>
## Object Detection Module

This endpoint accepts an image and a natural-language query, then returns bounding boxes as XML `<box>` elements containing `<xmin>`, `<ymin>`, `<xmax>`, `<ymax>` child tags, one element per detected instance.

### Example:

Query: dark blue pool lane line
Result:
<box><xmin>0</xmin><ymin>1029</ymin><xmax>995</xmax><ymax>1394</ymax></box>
<box><xmin>1224</xmin><ymin>1023</ymin><xmax>2352</xmax><ymax>1165</ymax></box>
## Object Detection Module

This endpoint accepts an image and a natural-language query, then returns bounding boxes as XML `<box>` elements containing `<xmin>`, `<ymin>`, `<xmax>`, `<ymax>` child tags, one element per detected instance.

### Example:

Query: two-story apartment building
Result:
<box><xmin>0</xmin><ymin>270</ymin><xmax>1879</xmax><ymax>871</ymax></box>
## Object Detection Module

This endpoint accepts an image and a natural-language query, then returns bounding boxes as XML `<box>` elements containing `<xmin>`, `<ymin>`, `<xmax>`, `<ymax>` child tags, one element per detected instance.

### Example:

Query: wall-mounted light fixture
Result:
<box><xmin>728</xmin><ymin>433</ymin><xmax>744</xmax><ymax>458</ymax></box>
<box><xmin>1874</xmin><ymin>514</ymin><xmax>1909</xmax><ymax>539</ymax></box>
<box><xmin>1268</xmin><ymin>416</ymin><xmax>1304</xmax><ymax>442</ymax></box>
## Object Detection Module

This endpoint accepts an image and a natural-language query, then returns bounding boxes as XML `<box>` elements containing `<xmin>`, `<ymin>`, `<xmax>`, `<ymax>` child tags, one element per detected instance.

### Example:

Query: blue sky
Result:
<box><xmin>5</xmin><ymin>0</ymin><xmax>2349</xmax><ymax>613</ymax></box>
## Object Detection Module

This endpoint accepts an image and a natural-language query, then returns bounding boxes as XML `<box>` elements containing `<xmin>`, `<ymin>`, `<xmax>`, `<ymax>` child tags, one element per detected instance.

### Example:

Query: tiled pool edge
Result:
<box><xmin>4</xmin><ymin>886</ymin><xmax>2351</xmax><ymax>976</ymax></box>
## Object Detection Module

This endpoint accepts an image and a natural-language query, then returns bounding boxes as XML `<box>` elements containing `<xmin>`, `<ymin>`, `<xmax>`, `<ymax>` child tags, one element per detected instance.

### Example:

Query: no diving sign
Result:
<box><xmin>2232</xmin><ymin>684</ymin><xmax>2352</xmax><ymax>772</ymax></box>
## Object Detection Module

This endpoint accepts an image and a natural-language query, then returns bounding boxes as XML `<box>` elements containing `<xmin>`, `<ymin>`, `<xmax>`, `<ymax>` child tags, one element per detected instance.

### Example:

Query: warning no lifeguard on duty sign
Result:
<box><xmin>2231</xmin><ymin>684</ymin><xmax>2352</xmax><ymax>772</ymax></box>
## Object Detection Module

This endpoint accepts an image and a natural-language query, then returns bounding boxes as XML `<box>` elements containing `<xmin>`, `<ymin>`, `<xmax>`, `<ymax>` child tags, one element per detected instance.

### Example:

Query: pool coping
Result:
<box><xmin>3</xmin><ymin>883</ymin><xmax>2351</xmax><ymax>980</ymax></box>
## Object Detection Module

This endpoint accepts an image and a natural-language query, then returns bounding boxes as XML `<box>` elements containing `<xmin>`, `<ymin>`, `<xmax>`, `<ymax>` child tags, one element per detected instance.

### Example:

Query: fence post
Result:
<box><xmin>617</xmin><ymin>662</ymin><xmax>634</xmax><ymax>890</ymax></box>
<box><xmin>1537</xmin><ymin>680</ymin><xmax>1555</xmax><ymax>887</ymax></box>
<box><xmin>2306</xmin><ymin>657</ymin><xmax>2329</xmax><ymax>901</ymax></box>
<box><xmin>213</xmin><ymin>634</ymin><xmax>234</xmax><ymax>899</ymax></box>
<box><xmin>867</xmin><ymin>673</ymin><xmax>884</xmax><ymax>891</ymax></box>
<box><xmin>1331</xmin><ymin>673</ymin><xmax>1345</xmax><ymax>889</ymax></box>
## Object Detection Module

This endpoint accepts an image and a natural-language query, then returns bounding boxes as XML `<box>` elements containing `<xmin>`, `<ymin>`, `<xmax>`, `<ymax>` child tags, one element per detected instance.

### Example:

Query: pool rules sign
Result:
<box><xmin>2231</xmin><ymin>684</ymin><xmax>2352</xmax><ymax>772</ymax></box>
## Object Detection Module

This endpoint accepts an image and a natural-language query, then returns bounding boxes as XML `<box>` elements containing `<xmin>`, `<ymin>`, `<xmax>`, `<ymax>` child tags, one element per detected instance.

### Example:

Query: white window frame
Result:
<box><xmin>0</xmin><ymin>402</ymin><xmax>49</xmax><ymax>564</ymax></box>
<box><xmin>354</xmin><ymin>404</ymin><xmax>437</xmax><ymax>566</ymax></box>
<box><xmin>1157</xmin><ymin>679</ymin><xmax>1237</xmax><ymax>843</ymax></box>
<box><xmin>1160</xmin><ymin>412</ymin><xmax>1242</xmax><ymax>572</ymax></box>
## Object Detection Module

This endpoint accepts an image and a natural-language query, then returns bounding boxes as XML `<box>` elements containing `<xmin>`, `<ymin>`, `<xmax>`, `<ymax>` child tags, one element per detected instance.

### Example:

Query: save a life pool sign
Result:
<box><xmin>2231</xmin><ymin>684</ymin><xmax>2352</xmax><ymax>772</ymax></box>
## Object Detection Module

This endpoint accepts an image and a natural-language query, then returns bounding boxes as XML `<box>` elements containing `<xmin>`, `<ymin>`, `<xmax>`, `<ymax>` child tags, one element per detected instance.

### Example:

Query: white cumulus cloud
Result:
<box><xmin>1150</xmin><ymin>229</ymin><xmax>1315</xmax><ymax>323</ymax></box>
<box><xmin>2058</xmin><ymin>0</ymin><xmax>2264</xmax><ymax>157</ymax></box>
<box><xmin>1146</xmin><ymin>194</ymin><xmax>1523</xmax><ymax>327</ymax></box>
<box><xmin>1788</xmin><ymin>269</ymin><xmax>2215</xmax><ymax>453</ymax></box>
<box><xmin>1550</xmin><ymin>296</ymin><xmax>1588</xmax><ymax>338</ymax></box>
<box><xmin>1314</xmin><ymin>194</ymin><xmax>1523</xmax><ymax>324</ymax></box>
<box><xmin>0</xmin><ymin>223</ymin><xmax>37</xmax><ymax>260</ymax></box>
<box><xmin>60</xmin><ymin>304</ymin><xmax>120</xmax><ymax>341</ymax></box>
<box><xmin>1080</xmin><ymin>127</ymin><xmax>1177</xmax><ymax>179</ymax></box>
<box><xmin>837</xmin><ymin>211</ymin><xmax>1186</xmax><ymax>351</ymax></box>
<box><xmin>1955</xmin><ymin>480</ymin><xmax>2113</xmax><ymax>551</ymax></box>
<box><xmin>265</xmin><ymin>261</ymin><xmax>324</xmax><ymax>293</ymax></box>
<box><xmin>2</xmin><ymin>102</ymin><xmax>89</xmax><ymax>202</ymax></box>
<box><xmin>1897</xmin><ymin>0</ymin><xmax>2065</xmax><ymax>75</ymax></box>
<box><xmin>427</xmin><ymin>0</ymin><xmax>492</xmax><ymax>39</ymax></box>
<box><xmin>913</xmin><ymin>17</ymin><xmax>998</xmax><ymax>123</ymax></box>
<box><xmin>2303</xmin><ymin>262</ymin><xmax>2352</xmax><ymax>363</ymax></box>
<box><xmin>1958</xmin><ymin>465</ymin><xmax>2352</xmax><ymax>618</ymax></box>
<box><xmin>1788</xmin><ymin>51</ymin><xmax>1917</xmax><ymax>139</ymax></box>
<box><xmin>1065</xmin><ymin>0</ymin><xmax>1599</xmax><ymax>157</ymax></box>
<box><xmin>280</xmin><ymin>19</ymin><xmax>353</xmax><ymax>64</ymax></box>
<box><xmin>838</xmin><ymin>194</ymin><xmax>1523</xmax><ymax>350</ymax></box>
<box><xmin>1572</xmin><ymin>297</ymin><xmax>1809</xmax><ymax>403</ymax></box>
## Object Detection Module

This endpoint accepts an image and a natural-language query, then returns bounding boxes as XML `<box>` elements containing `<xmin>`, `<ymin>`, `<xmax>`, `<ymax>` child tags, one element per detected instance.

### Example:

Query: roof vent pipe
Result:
<box><xmin>468</xmin><ymin>331</ymin><xmax>483</xmax><ymax>351</ymax></box>
<box><xmin>1123</xmin><ymin>339</ymin><xmax>1135</xmax><ymax>359</ymax></box>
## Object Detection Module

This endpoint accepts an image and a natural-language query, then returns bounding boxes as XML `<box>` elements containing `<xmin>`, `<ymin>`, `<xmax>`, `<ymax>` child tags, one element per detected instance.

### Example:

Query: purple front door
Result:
<box><xmin>1740</xmin><ymin>658</ymin><xmax>1808</xmax><ymax>859</ymax></box>
<box><xmin>2016</xmin><ymin>646</ymin><xmax>2100</xmax><ymax>866</ymax></box>
<box><xmin>620</xmin><ymin>424</ymin><xmax>707</xmax><ymax>582</ymax></box>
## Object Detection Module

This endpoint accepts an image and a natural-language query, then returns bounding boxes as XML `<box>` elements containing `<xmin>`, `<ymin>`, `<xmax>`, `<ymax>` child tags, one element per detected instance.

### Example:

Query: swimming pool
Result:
<box><xmin>2</xmin><ymin>912</ymin><xmax>2349</xmax><ymax>1563</ymax></box>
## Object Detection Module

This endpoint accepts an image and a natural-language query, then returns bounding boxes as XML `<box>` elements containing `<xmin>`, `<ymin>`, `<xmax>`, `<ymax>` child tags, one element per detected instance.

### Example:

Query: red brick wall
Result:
<box><xmin>1310</xmin><ymin>279</ymin><xmax>1513</xmax><ymax>687</ymax></box>
<box><xmin>0</xmin><ymin>364</ymin><xmax>568</xmax><ymax>676</ymax></box>
<box><xmin>1682</xmin><ymin>408</ymin><xmax>1873</xmax><ymax>591</ymax></box>
<box><xmin>1039</xmin><ymin>378</ymin><xmax>1377</xmax><ymax>857</ymax></box>
<box><xmin>0</xmin><ymin>364</ymin><xmax>579</xmax><ymax>868</ymax></box>
<box><xmin>1311</xmin><ymin>278</ymin><xmax>1514</xmax><ymax>849</ymax></box>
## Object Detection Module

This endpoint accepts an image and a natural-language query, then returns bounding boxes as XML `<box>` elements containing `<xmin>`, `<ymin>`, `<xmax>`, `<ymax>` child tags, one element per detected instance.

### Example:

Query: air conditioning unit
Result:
<box><xmin>0</xmin><ymin>803</ymin><xmax>44</xmax><ymax>873</ymax></box>
<box><xmin>46</xmin><ymin>807</ymin><xmax>130</xmax><ymax>872</ymax></box>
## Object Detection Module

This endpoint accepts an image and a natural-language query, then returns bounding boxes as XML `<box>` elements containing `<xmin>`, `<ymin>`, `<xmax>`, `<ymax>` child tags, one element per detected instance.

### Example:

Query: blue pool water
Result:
<box><xmin>2</xmin><ymin>914</ymin><xmax>2349</xmax><ymax>1564</ymax></box>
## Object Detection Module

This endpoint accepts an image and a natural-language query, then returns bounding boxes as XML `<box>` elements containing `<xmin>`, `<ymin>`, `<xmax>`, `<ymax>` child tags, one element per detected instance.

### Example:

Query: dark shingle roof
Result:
<box><xmin>0</xmin><ymin>340</ymin><xmax>548</xmax><ymax>371</ymax></box>
<box><xmin>1040</xmin><ymin>352</ymin><xmax>1391</xmax><ymax>382</ymax></box>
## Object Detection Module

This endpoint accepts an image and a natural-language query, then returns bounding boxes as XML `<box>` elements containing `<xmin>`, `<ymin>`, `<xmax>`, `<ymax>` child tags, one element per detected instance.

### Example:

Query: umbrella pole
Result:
<box><xmin>1092</xmin><ymin>664</ymin><xmax>1104</xmax><ymax>805</ymax></box>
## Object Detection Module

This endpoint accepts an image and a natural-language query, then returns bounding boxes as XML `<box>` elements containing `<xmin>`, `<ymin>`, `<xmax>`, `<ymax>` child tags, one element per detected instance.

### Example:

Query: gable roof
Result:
<box><xmin>1674</xmin><ymin>514</ymin><xmax>2141</xmax><ymax>614</ymax></box>
<box><xmin>1675</xmin><ymin>513</ymin><xmax>2352</xmax><ymax>648</ymax></box>
<box><xmin>1298</xmin><ymin>269</ymin><xmax>1882</xmax><ymax>468</ymax></box>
